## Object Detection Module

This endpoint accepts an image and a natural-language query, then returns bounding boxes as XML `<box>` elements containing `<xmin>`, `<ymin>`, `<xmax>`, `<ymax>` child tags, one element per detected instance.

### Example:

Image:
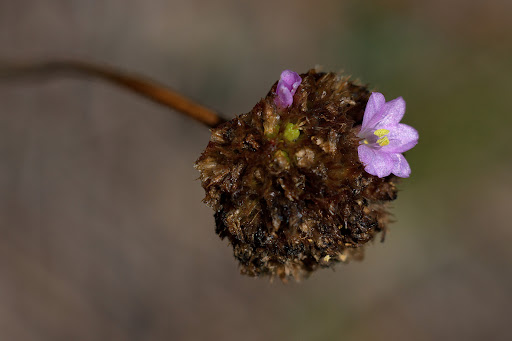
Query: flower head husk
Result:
<box><xmin>195</xmin><ymin>70</ymin><xmax>398</xmax><ymax>281</ymax></box>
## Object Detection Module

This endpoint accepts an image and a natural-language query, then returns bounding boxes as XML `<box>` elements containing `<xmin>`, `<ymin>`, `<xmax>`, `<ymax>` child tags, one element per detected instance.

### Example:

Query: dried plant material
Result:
<box><xmin>195</xmin><ymin>69</ymin><xmax>402</xmax><ymax>281</ymax></box>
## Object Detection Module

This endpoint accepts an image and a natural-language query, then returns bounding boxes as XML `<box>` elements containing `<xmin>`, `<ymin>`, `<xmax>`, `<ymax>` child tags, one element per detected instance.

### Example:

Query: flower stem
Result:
<box><xmin>0</xmin><ymin>60</ymin><xmax>226</xmax><ymax>128</ymax></box>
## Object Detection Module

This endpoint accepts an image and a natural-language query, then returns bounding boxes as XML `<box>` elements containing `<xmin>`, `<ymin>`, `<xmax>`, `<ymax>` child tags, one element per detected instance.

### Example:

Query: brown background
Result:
<box><xmin>1</xmin><ymin>1</ymin><xmax>511</xmax><ymax>340</ymax></box>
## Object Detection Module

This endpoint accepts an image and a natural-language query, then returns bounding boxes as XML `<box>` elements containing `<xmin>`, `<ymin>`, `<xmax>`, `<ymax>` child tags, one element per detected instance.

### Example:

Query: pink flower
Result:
<box><xmin>358</xmin><ymin>92</ymin><xmax>419</xmax><ymax>178</ymax></box>
<box><xmin>274</xmin><ymin>70</ymin><xmax>302</xmax><ymax>109</ymax></box>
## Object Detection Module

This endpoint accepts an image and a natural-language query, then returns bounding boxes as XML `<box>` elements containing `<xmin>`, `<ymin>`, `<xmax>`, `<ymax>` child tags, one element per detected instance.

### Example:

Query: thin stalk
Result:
<box><xmin>0</xmin><ymin>60</ymin><xmax>226</xmax><ymax>128</ymax></box>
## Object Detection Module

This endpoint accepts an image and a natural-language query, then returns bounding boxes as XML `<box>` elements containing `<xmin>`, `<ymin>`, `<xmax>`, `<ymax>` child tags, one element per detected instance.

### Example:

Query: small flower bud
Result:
<box><xmin>195</xmin><ymin>70</ymin><xmax>405</xmax><ymax>281</ymax></box>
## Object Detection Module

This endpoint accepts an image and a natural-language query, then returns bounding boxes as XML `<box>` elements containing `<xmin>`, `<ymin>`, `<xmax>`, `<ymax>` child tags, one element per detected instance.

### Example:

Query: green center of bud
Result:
<box><xmin>283</xmin><ymin>123</ymin><xmax>300</xmax><ymax>142</ymax></box>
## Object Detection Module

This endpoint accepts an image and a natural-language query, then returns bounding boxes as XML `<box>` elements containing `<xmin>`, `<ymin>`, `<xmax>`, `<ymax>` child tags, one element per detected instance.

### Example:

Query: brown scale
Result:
<box><xmin>195</xmin><ymin>69</ymin><xmax>398</xmax><ymax>281</ymax></box>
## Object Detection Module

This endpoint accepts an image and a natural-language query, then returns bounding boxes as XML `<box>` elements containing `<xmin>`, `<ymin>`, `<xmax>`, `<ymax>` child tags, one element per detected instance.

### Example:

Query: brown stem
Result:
<box><xmin>0</xmin><ymin>60</ymin><xmax>226</xmax><ymax>128</ymax></box>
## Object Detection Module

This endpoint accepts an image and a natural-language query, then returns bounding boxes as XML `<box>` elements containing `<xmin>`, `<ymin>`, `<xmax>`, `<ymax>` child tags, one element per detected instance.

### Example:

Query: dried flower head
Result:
<box><xmin>195</xmin><ymin>69</ymin><xmax>417</xmax><ymax>280</ymax></box>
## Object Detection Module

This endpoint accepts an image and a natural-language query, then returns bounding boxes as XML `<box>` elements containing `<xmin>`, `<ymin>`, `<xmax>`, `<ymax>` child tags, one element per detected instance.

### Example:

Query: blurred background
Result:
<box><xmin>1</xmin><ymin>1</ymin><xmax>511</xmax><ymax>340</ymax></box>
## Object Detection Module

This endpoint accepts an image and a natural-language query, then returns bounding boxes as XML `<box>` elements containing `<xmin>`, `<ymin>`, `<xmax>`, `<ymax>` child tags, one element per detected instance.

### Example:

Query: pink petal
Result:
<box><xmin>376</xmin><ymin>97</ymin><xmax>406</xmax><ymax>127</ymax></box>
<box><xmin>358</xmin><ymin>145</ymin><xmax>394</xmax><ymax>178</ymax></box>
<box><xmin>275</xmin><ymin>86</ymin><xmax>294</xmax><ymax>108</ymax></box>
<box><xmin>384</xmin><ymin>123</ymin><xmax>419</xmax><ymax>153</ymax></box>
<box><xmin>362</xmin><ymin>92</ymin><xmax>386</xmax><ymax>128</ymax></box>
<box><xmin>280</xmin><ymin>70</ymin><xmax>302</xmax><ymax>87</ymax></box>
<box><xmin>274</xmin><ymin>70</ymin><xmax>302</xmax><ymax>108</ymax></box>
<box><xmin>391</xmin><ymin>153</ymin><xmax>411</xmax><ymax>178</ymax></box>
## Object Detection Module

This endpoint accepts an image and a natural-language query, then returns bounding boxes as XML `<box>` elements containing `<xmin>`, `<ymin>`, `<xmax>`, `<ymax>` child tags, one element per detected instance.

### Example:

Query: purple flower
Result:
<box><xmin>357</xmin><ymin>92</ymin><xmax>419</xmax><ymax>178</ymax></box>
<box><xmin>274</xmin><ymin>70</ymin><xmax>302</xmax><ymax>109</ymax></box>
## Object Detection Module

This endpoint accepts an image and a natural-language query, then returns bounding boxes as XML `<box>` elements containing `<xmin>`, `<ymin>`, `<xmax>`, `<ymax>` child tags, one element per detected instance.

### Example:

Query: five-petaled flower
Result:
<box><xmin>274</xmin><ymin>70</ymin><xmax>302</xmax><ymax>109</ymax></box>
<box><xmin>358</xmin><ymin>92</ymin><xmax>418</xmax><ymax>178</ymax></box>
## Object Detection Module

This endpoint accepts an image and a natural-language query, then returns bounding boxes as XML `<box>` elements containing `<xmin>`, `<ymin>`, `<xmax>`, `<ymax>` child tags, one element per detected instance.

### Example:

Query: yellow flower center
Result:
<box><xmin>374</xmin><ymin>129</ymin><xmax>390</xmax><ymax>146</ymax></box>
